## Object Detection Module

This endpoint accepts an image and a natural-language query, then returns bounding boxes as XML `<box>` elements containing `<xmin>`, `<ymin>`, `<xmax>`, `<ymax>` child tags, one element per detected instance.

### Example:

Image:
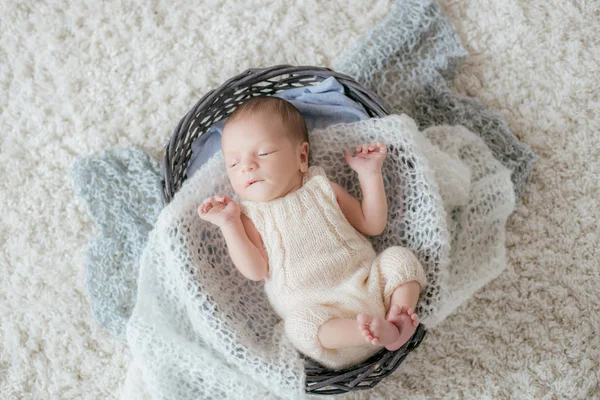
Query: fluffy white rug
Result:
<box><xmin>1</xmin><ymin>0</ymin><xmax>598</xmax><ymax>398</ymax></box>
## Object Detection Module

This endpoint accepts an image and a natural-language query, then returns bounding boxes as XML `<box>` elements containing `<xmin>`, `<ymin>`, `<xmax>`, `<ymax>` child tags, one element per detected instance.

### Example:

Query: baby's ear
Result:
<box><xmin>299</xmin><ymin>141</ymin><xmax>309</xmax><ymax>166</ymax></box>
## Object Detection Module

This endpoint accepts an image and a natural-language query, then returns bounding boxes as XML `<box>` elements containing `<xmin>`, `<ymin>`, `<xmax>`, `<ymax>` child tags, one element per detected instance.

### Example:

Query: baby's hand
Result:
<box><xmin>345</xmin><ymin>142</ymin><xmax>387</xmax><ymax>175</ymax></box>
<box><xmin>198</xmin><ymin>195</ymin><xmax>241</xmax><ymax>228</ymax></box>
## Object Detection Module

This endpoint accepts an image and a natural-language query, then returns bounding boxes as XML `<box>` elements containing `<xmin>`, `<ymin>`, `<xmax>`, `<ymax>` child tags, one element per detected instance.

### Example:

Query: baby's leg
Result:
<box><xmin>285</xmin><ymin>306</ymin><xmax>381</xmax><ymax>369</ymax></box>
<box><xmin>373</xmin><ymin>246</ymin><xmax>427</xmax><ymax>314</ymax></box>
<box><xmin>318</xmin><ymin>316</ymin><xmax>406</xmax><ymax>349</ymax></box>
<box><xmin>317</xmin><ymin>318</ymin><xmax>371</xmax><ymax>349</ymax></box>
<box><xmin>387</xmin><ymin>280</ymin><xmax>420</xmax><ymax>319</ymax></box>
<box><xmin>374</xmin><ymin>246</ymin><xmax>428</xmax><ymax>351</ymax></box>
<box><xmin>385</xmin><ymin>281</ymin><xmax>421</xmax><ymax>350</ymax></box>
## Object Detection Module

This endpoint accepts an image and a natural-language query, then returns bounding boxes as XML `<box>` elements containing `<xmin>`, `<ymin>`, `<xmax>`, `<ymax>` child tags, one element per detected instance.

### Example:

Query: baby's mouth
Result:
<box><xmin>246</xmin><ymin>179</ymin><xmax>263</xmax><ymax>188</ymax></box>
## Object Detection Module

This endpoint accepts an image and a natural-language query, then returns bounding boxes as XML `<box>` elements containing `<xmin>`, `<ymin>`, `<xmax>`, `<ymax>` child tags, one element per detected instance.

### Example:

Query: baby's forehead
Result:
<box><xmin>223</xmin><ymin>112</ymin><xmax>301</xmax><ymax>157</ymax></box>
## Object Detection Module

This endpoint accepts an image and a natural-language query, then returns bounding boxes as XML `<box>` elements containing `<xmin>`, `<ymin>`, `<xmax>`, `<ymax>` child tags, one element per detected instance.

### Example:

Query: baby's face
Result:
<box><xmin>222</xmin><ymin>111</ymin><xmax>309</xmax><ymax>202</ymax></box>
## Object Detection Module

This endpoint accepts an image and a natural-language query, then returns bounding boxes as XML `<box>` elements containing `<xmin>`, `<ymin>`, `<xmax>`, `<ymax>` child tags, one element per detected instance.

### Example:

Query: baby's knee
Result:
<box><xmin>379</xmin><ymin>247</ymin><xmax>428</xmax><ymax>289</ymax></box>
<box><xmin>376</xmin><ymin>247</ymin><xmax>428</xmax><ymax>310</ymax></box>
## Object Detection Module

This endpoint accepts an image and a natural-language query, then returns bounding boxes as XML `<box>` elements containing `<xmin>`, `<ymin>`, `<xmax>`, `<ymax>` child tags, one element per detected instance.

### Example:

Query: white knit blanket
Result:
<box><xmin>122</xmin><ymin>115</ymin><xmax>515</xmax><ymax>399</ymax></box>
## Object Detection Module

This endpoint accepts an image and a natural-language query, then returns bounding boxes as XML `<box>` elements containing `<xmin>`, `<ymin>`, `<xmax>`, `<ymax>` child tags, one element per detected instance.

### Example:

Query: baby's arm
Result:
<box><xmin>330</xmin><ymin>175</ymin><xmax>388</xmax><ymax>236</ymax></box>
<box><xmin>220</xmin><ymin>218</ymin><xmax>268</xmax><ymax>281</ymax></box>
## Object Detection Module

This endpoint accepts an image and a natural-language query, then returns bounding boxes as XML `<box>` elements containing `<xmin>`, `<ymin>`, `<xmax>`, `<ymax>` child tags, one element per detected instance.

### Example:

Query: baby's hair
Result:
<box><xmin>225</xmin><ymin>96</ymin><xmax>309</xmax><ymax>145</ymax></box>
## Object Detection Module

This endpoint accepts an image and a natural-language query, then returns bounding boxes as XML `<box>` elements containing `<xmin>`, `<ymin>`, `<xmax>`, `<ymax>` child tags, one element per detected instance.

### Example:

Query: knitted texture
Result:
<box><xmin>70</xmin><ymin>147</ymin><xmax>163</xmax><ymax>338</ymax></box>
<box><xmin>422</xmin><ymin>124</ymin><xmax>516</xmax><ymax>321</ymax></box>
<box><xmin>334</xmin><ymin>0</ymin><xmax>537</xmax><ymax>200</ymax></box>
<box><xmin>239</xmin><ymin>165</ymin><xmax>428</xmax><ymax>370</ymax></box>
<box><xmin>123</xmin><ymin>114</ymin><xmax>515</xmax><ymax>398</ymax></box>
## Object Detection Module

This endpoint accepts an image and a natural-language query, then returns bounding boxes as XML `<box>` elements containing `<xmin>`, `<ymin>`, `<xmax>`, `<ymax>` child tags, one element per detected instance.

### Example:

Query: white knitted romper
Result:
<box><xmin>239</xmin><ymin>165</ymin><xmax>428</xmax><ymax>370</ymax></box>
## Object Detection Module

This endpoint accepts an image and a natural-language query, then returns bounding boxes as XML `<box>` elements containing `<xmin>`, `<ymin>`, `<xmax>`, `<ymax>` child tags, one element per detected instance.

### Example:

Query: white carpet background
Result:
<box><xmin>1</xmin><ymin>0</ymin><xmax>598</xmax><ymax>398</ymax></box>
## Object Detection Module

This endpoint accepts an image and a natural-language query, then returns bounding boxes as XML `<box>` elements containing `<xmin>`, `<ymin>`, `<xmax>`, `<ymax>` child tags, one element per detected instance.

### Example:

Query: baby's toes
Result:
<box><xmin>410</xmin><ymin>313</ymin><xmax>420</xmax><ymax>327</ymax></box>
<box><xmin>357</xmin><ymin>314</ymin><xmax>376</xmax><ymax>341</ymax></box>
<box><xmin>359</xmin><ymin>327</ymin><xmax>371</xmax><ymax>342</ymax></box>
<box><xmin>365</xmin><ymin>329</ymin><xmax>378</xmax><ymax>343</ymax></box>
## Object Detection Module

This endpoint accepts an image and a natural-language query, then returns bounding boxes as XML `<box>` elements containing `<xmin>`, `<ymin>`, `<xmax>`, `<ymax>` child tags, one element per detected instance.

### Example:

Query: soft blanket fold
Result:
<box><xmin>70</xmin><ymin>147</ymin><xmax>164</xmax><ymax>338</ymax></box>
<box><xmin>334</xmin><ymin>0</ymin><xmax>536</xmax><ymax>200</ymax></box>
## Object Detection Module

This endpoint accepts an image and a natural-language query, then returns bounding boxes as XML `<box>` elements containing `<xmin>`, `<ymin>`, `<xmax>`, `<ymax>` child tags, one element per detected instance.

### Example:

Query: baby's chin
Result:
<box><xmin>239</xmin><ymin>194</ymin><xmax>270</xmax><ymax>202</ymax></box>
<box><xmin>236</xmin><ymin>188</ymin><xmax>276</xmax><ymax>203</ymax></box>
<box><xmin>236</xmin><ymin>180</ymin><xmax>297</xmax><ymax>202</ymax></box>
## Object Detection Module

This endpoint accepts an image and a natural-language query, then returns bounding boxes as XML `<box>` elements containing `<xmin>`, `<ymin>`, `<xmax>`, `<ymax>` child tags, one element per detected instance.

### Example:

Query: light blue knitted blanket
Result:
<box><xmin>70</xmin><ymin>147</ymin><xmax>163</xmax><ymax>338</ymax></box>
<box><xmin>71</xmin><ymin>0</ymin><xmax>536</xmax><ymax>340</ymax></box>
<box><xmin>334</xmin><ymin>0</ymin><xmax>536</xmax><ymax>199</ymax></box>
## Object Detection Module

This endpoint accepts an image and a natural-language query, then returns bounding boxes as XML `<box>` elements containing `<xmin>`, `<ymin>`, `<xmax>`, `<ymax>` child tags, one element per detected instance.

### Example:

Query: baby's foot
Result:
<box><xmin>356</xmin><ymin>314</ymin><xmax>401</xmax><ymax>349</ymax></box>
<box><xmin>385</xmin><ymin>305</ymin><xmax>419</xmax><ymax>351</ymax></box>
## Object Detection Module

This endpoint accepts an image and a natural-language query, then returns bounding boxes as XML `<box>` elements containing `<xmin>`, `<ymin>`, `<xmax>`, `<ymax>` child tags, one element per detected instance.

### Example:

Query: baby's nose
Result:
<box><xmin>242</xmin><ymin>162</ymin><xmax>257</xmax><ymax>172</ymax></box>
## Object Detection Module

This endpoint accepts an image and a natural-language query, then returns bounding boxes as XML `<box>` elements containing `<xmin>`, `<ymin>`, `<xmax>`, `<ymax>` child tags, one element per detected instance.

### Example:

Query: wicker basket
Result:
<box><xmin>160</xmin><ymin>65</ymin><xmax>427</xmax><ymax>395</ymax></box>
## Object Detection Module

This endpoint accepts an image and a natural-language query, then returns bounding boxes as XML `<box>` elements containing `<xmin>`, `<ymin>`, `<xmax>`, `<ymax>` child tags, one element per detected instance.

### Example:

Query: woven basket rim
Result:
<box><xmin>161</xmin><ymin>64</ymin><xmax>388</xmax><ymax>204</ymax></box>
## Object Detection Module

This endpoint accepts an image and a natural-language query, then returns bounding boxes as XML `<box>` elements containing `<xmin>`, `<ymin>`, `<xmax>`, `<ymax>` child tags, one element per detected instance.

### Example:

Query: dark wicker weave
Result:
<box><xmin>160</xmin><ymin>65</ymin><xmax>427</xmax><ymax>395</ymax></box>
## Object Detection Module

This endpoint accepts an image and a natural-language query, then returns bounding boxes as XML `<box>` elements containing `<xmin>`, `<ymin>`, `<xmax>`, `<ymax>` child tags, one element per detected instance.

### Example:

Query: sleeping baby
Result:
<box><xmin>198</xmin><ymin>96</ymin><xmax>428</xmax><ymax>370</ymax></box>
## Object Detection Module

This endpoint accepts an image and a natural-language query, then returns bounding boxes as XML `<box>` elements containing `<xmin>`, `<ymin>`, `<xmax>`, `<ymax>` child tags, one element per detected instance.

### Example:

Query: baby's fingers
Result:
<box><xmin>209</xmin><ymin>195</ymin><xmax>230</xmax><ymax>204</ymax></box>
<box><xmin>199</xmin><ymin>196</ymin><xmax>221</xmax><ymax>214</ymax></box>
<box><xmin>219</xmin><ymin>195</ymin><xmax>234</xmax><ymax>205</ymax></box>
<box><xmin>199</xmin><ymin>200</ymin><xmax>215</xmax><ymax>213</ymax></box>
<box><xmin>356</xmin><ymin>143</ymin><xmax>386</xmax><ymax>154</ymax></box>
<box><xmin>367</xmin><ymin>142</ymin><xmax>386</xmax><ymax>153</ymax></box>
